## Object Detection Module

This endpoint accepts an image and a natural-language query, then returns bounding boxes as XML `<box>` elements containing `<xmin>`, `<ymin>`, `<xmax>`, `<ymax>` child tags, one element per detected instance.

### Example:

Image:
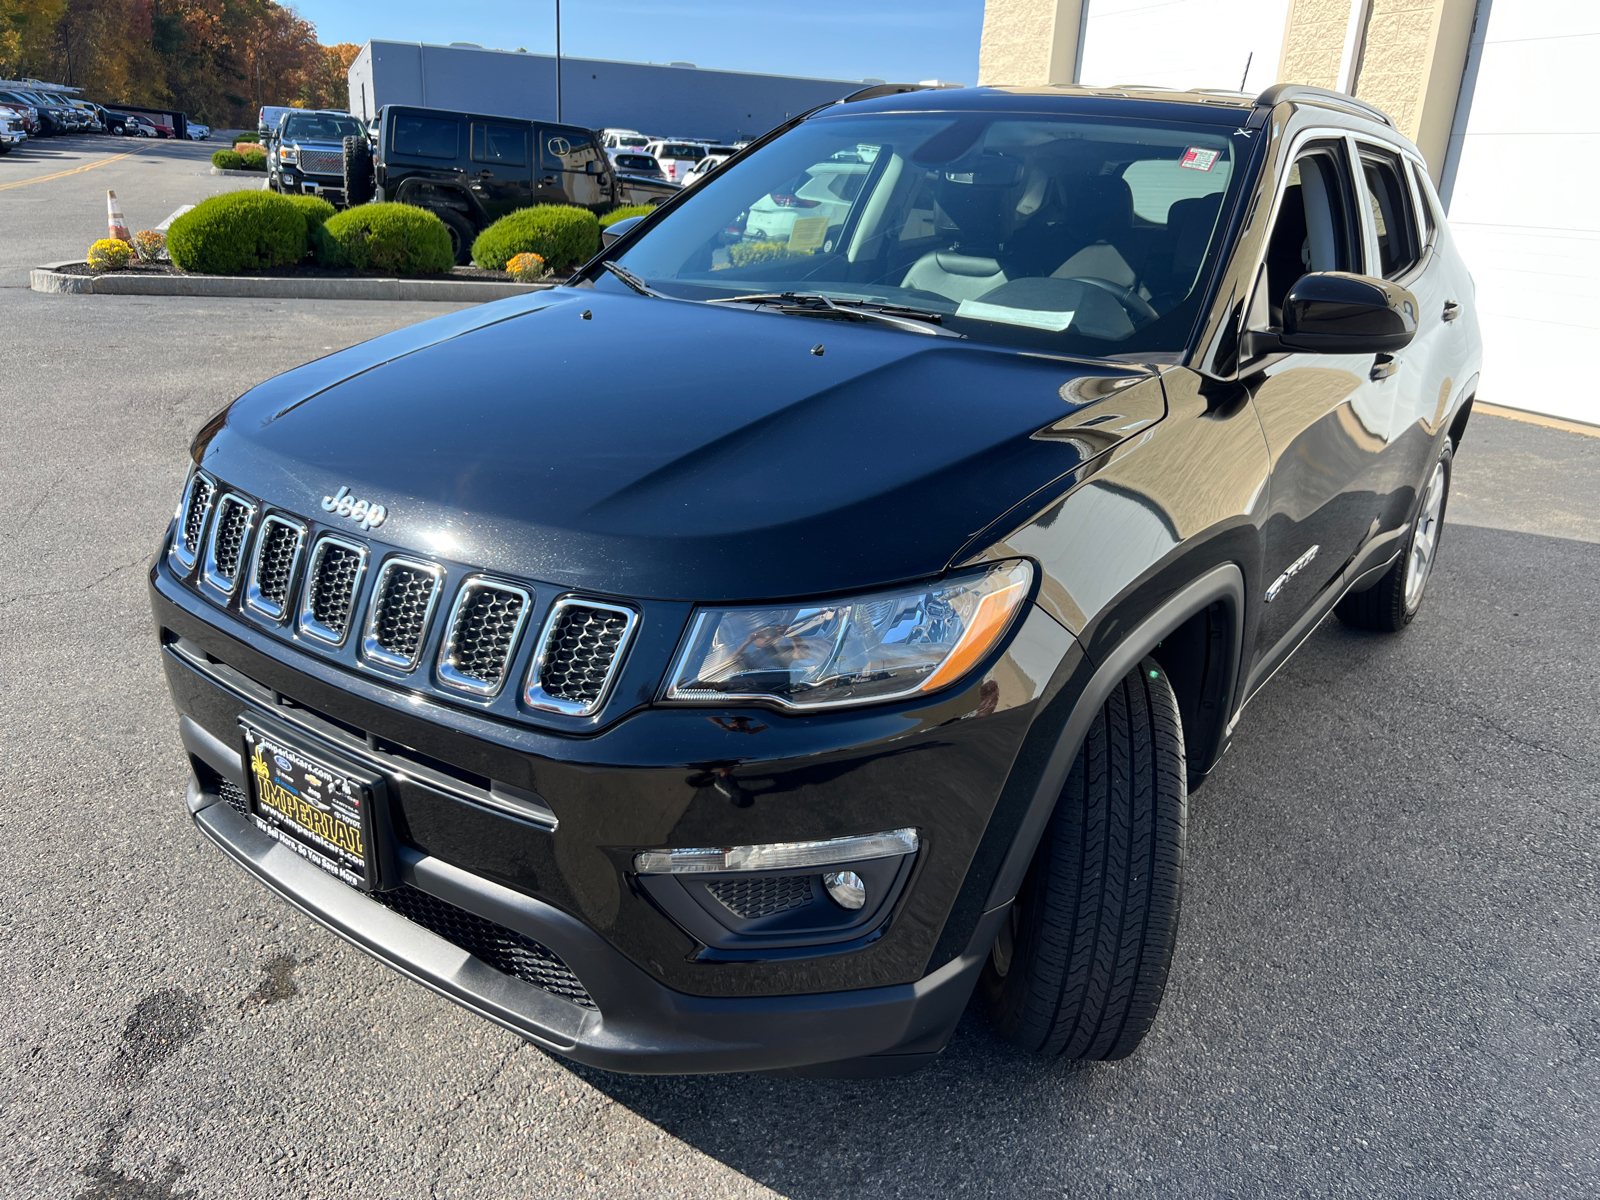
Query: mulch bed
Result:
<box><xmin>57</xmin><ymin>262</ymin><xmax>541</xmax><ymax>282</ymax></box>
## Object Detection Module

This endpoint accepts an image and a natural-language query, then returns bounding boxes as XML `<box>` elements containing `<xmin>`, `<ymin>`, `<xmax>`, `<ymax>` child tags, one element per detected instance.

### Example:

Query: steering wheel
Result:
<box><xmin>1059</xmin><ymin>276</ymin><xmax>1161</xmax><ymax>328</ymax></box>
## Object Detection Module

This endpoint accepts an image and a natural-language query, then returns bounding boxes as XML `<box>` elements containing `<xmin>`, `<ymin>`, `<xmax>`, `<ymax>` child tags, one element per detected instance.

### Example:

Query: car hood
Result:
<box><xmin>196</xmin><ymin>289</ymin><xmax>1160</xmax><ymax>602</ymax></box>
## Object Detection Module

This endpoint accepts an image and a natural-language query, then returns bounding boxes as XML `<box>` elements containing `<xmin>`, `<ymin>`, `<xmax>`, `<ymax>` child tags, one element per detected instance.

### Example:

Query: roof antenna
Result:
<box><xmin>1239</xmin><ymin>52</ymin><xmax>1254</xmax><ymax>92</ymax></box>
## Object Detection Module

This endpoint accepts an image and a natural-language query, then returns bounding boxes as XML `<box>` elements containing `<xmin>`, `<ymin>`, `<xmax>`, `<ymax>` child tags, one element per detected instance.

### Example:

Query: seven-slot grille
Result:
<box><xmin>202</xmin><ymin>494</ymin><xmax>254</xmax><ymax>593</ymax></box>
<box><xmin>707</xmin><ymin>875</ymin><xmax>815</xmax><ymax>920</ymax></box>
<box><xmin>170</xmin><ymin>472</ymin><xmax>216</xmax><ymax>571</ymax></box>
<box><xmin>363</xmin><ymin>559</ymin><xmax>443</xmax><ymax>670</ymax></box>
<box><xmin>524</xmin><ymin>599</ymin><xmax>637</xmax><ymax>716</ymax></box>
<box><xmin>299</xmin><ymin>149</ymin><xmax>344</xmax><ymax>176</ymax></box>
<box><xmin>246</xmin><ymin>516</ymin><xmax>307</xmax><ymax>619</ymax></box>
<box><xmin>298</xmin><ymin>536</ymin><xmax>367</xmax><ymax>644</ymax></box>
<box><xmin>438</xmin><ymin>579</ymin><xmax>530</xmax><ymax>695</ymax></box>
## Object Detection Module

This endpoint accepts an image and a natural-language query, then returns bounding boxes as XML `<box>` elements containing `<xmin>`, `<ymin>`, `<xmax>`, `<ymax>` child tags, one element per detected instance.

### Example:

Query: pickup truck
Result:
<box><xmin>345</xmin><ymin>104</ymin><xmax>681</xmax><ymax>264</ymax></box>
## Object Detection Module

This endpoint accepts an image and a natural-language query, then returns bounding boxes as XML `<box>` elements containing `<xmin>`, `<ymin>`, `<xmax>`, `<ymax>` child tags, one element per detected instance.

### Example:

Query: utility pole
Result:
<box><xmin>554</xmin><ymin>0</ymin><xmax>562</xmax><ymax>122</ymax></box>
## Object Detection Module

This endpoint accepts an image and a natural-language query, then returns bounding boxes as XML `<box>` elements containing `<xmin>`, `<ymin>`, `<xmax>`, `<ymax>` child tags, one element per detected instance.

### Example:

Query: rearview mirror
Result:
<box><xmin>1246</xmin><ymin>271</ymin><xmax>1417</xmax><ymax>357</ymax></box>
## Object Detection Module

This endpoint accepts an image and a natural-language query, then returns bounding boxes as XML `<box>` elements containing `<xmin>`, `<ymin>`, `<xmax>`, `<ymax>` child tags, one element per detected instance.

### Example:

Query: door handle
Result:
<box><xmin>1370</xmin><ymin>353</ymin><xmax>1398</xmax><ymax>381</ymax></box>
<box><xmin>539</xmin><ymin>175</ymin><xmax>556</xmax><ymax>185</ymax></box>
<box><xmin>476</xmin><ymin>169</ymin><xmax>493</xmax><ymax>178</ymax></box>
<box><xmin>1442</xmin><ymin>300</ymin><xmax>1461</xmax><ymax>322</ymax></box>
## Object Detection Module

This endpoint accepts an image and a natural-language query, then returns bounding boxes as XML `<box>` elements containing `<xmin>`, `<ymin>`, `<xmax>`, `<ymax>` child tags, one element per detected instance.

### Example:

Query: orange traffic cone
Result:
<box><xmin>107</xmin><ymin>190</ymin><xmax>130</xmax><ymax>242</ymax></box>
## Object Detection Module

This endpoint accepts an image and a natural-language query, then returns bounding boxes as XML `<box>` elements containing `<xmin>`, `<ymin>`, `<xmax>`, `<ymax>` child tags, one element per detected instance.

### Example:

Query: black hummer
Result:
<box><xmin>343</xmin><ymin>104</ymin><xmax>682</xmax><ymax>263</ymax></box>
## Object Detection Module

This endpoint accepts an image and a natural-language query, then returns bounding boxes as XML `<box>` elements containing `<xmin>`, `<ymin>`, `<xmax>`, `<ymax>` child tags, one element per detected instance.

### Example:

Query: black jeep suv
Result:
<box><xmin>152</xmin><ymin>83</ymin><xmax>1480</xmax><ymax>1076</ymax></box>
<box><xmin>344</xmin><ymin>104</ymin><xmax>682</xmax><ymax>263</ymax></box>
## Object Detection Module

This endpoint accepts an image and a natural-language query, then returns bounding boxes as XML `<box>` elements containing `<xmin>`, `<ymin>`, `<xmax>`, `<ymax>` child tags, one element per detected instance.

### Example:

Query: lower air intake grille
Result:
<box><xmin>181</xmin><ymin>474</ymin><xmax>215</xmax><ymax>558</ymax></box>
<box><xmin>368</xmin><ymin>562</ymin><xmax>440</xmax><ymax>667</ymax></box>
<box><xmin>252</xmin><ymin>520</ymin><xmax>303</xmax><ymax>613</ymax></box>
<box><xmin>218</xmin><ymin>778</ymin><xmax>250</xmax><ymax>816</ymax></box>
<box><xmin>374</xmin><ymin>885</ymin><xmax>596</xmax><ymax>1009</ymax></box>
<box><xmin>209</xmin><ymin>497</ymin><xmax>251</xmax><ymax>583</ymax></box>
<box><xmin>440</xmin><ymin>582</ymin><xmax>528</xmax><ymax>693</ymax></box>
<box><xmin>305</xmin><ymin>540</ymin><xmax>364</xmax><ymax>639</ymax></box>
<box><xmin>707</xmin><ymin>875</ymin><xmax>815</xmax><ymax>920</ymax></box>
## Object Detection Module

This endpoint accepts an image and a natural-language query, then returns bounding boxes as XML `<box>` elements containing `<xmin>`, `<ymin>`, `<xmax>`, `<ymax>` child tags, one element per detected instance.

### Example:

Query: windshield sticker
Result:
<box><xmin>954</xmin><ymin>300</ymin><xmax>1075</xmax><ymax>332</ymax></box>
<box><xmin>787</xmin><ymin>217</ymin><xmax>829</xmax><ymax>253</ymax></box>
<box><xmin>1180</xmin><ymin>147</ymin><xmax>1220</xmax><ymax>172</ymax></box>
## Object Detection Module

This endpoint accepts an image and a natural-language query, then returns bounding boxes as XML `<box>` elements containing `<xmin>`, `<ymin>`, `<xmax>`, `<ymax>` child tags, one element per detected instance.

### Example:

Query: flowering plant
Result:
<box><xmin>87</xmin><ymin>238</ymin><xmax>133</xmax><ymax>271</ymax></box>
<box><xmin>132</xmin><ymin>230</ymin><xmax>166</xmax><ymax>263</ymax></box>
<box><xmin>506</xmin><ymin>252</ymin><xmax>546</xmax><ymax>282</ymax></box>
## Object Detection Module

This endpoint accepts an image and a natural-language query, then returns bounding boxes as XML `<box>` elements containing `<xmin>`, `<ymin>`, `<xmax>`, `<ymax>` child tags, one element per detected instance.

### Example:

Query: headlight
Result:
<box><xmin>665</xmin><ymin>560</ymin><xmax>1033</xmax><ymax>711</ymax></box>
<box><xmin>279</xmin><ymin>147</ymin><xmax>297</xmax><ymax>163</ymax></box>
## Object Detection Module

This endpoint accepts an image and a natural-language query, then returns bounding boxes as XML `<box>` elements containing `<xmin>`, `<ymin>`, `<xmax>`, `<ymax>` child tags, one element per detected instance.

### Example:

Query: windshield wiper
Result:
<box><xmin>706</xmin><ymin>292</ymin><xmax>962</xmax><ymax>338</ymax></box>
<box><xmin>601</xmin><ymin>261</ymin><xmax>663</xmax><ymax>297</ymax></box>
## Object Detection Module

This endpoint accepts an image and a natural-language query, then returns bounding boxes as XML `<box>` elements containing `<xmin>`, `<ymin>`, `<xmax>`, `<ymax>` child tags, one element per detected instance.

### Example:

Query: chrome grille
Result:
<box><xmin>438</xmin><ymin>579</ymin><xmax>530</xmax><ymax>696</ymax></box>
<box><xmin>201</xmin><ymin>494</ymin><xmax>255</xmax><ymax>594</ymax></box>
<box><xmin>299</xmin><ymin>148</ymin><xmax>343</xmax><ymax>175</ymax></box>
<box><xmin>298</xmin><ymin>536</ymin><xmax>367</xmax><ymax>645</ymax></box>
<box><xmin>246</xmin><ymin>516</ymin><xmax>306</xmax><ymax>620</ymax></box>
<box><xmin>524</xmin><ymin>599</ymin><xmax>637</xmax><ymax>717</ymax></box>
<box><xmin>363</xmin><ymin>558</ymin><xmax>443</xmax><ymax>671</ymax></box>
<box><xmin>169</xmin><ymin>471</ymin><xmax>215</xmax><ymax>572</ymax></box>
<box><xmin>707</xmin><ymin>875</ymin><xmax>814</xmax><ymax>920</ymax></box>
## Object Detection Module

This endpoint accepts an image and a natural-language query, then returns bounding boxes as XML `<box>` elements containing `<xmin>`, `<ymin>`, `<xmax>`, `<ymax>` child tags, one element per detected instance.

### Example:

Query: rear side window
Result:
<box><xmin>1360</xmin><ymin>147</ymin><xmax>1420</xmax><ymax>279</ymax></box>
<box><xmin>471</xmin><ymin>122</ymin><xmax>526</xmax><ymax>166</ymax></box>
<box><xmin>392</xmin><ymin>116</ymin><xmax>459</xmax><ymax>160</ymax></box>
<box><xmin>543</xmin><ymin>129</ymin><xmax>602</xmax><ymax>172</ymax></box>
<box><xmin>1408</xmin><ymin>159</ymin><xmax>1437</xmax><ymax>245</ymax></box>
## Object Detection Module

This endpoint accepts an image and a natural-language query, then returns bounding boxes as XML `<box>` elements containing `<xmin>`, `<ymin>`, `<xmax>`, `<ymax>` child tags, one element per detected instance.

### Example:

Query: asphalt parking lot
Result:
<box><xmin>2</xmin><ymin>139</ymin><xmax>1597</xmax><ymax>1199</ymax></box>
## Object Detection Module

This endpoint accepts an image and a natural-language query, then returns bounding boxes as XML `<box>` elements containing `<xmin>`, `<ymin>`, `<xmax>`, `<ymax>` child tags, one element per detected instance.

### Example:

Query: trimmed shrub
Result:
<box><xmin>505</xmin><ymin>252</ymin><xmax>545</xmax><ymax>281</ymax></box>
<box><xmin>600</xmin><ymin>203</ymin><xmax>654</xmax><ymax>228</ymax></box>
<box><xmin>232</xmin><ymin>132</ymin><xmax>260</xmax><ymax>144</ymax></box>
<box><xmin>166</xmin><ymin>190</ymin><xmax>307</xmax><ymax>274</ymax></box>
<box><xmin>471</xmin><ymin>204</ymin><xmax>599</xmax><ymax>272</ymax></box>
<box><xmin>321</xmin><ymin>203</ymin><xmax>453</xmax><ymax>274</ymax></box>
<box><xmin>212</xmin><ymin>149</ymin><xmax>244</xmax><ymax>170</ymax></box>
<box><xmin>726</xmin><ymin>240</ymin><xmax>811</xmax><ymax>268</ymax></box>
<box><xmin>132</xmin><ymin>230</ymin><xmax>165</xmax><ymax>263</ymax></box>
<box><xmin>87</xmin><ymin>238</ymin><xmax>132</xmax><ymax>271</ymax></box>
<box><xmin>237</xmin><ymin>146</ymin><xmax>267</xmax><ymax>171</ymax></box>
<box><xmin>280</xmin><ymin>194</ymin><xmax>340</xmax><ymax>265</ymax></box>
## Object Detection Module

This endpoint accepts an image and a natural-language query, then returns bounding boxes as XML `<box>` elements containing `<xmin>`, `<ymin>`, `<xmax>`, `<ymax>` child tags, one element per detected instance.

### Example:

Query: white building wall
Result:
<box><xmin>1076</xmin><ymin>0</ymin><xmax>1293</xmax><ymax>93</ymax></box>
<box><xmin>1445</xmin><ymin>0</ymin><xmax>1600</xmax><ymax>424</ymax></box>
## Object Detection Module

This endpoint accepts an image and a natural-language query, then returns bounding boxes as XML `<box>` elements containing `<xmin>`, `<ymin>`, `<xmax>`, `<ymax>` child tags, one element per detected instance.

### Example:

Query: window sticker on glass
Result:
<box><xmin>1180</xmin><ymin>147</ymin><xmax>1220</xmax><ymax>172</ymax></box>
<box><xmin>787</xmin><ymin>216</ymin><xmax>829</xmax><ymax>252</ymax></box>
<box><xmin>954</xmin><ymin>300</ymin><xmax>1075</xmax><ymax>332</ymax></box>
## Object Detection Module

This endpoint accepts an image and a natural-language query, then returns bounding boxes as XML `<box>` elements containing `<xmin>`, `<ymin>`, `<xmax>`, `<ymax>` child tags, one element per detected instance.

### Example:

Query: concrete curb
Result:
<box><xmin>30</xmin><ymin>262</ymin><xmax>549</xmax><ymax>302</ymax></box>
<box><xmin>209</xmin><ymin>166</ymin><xmax>268</xmax><ymax>177</ymax></box>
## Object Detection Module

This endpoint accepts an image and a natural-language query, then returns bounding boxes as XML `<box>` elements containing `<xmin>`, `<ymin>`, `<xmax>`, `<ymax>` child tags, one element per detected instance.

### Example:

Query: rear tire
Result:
<box><xmin>430</xmin><ymin>208</ymin><xmax>475</xmax><ymax>266</ymax></box>
<box><xmin>1335</xmin><ymin>439</ymin><xmax>1453</xmax><ymax>633</ymax></box>
<box><xmin>980</xmin><ymin>658</ymin><xmax>1187</xmax><ymax>1060</ymax></box>
<box><xmin>342</xmin><ymin>135</ymin><xmax>375</xmax><ymax>207</ymax></box>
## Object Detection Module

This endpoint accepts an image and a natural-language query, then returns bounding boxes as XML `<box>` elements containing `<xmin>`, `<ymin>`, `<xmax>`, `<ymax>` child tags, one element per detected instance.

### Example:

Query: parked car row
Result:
<box><xmin>0</xmin><ymin>84</ymin><xmax>206</xmax><ymax>147</ymax></box>
<box><xmin>600</xmin><ymin>128</ymin><xmax>747</xmax><ymax>187</ymax></box>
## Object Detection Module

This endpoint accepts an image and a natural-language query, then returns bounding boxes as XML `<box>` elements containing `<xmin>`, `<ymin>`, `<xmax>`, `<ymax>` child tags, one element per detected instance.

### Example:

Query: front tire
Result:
<box><xmin>1336</xmin><ymin>439</ymin><xmax>1453</xmax><ymax>633</ymax></box>
<box><xmin>980</xmin><ymin>659</ymin><xmax>1187</xmax><ymax>1060</ymax></box>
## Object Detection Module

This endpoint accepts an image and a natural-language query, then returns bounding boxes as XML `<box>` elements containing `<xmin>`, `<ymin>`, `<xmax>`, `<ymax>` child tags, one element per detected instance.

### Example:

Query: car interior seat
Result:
<box><xmin>899</xmin><ymin>152</ymin><xmax>1025</xmax><ymax>302</ymax></box>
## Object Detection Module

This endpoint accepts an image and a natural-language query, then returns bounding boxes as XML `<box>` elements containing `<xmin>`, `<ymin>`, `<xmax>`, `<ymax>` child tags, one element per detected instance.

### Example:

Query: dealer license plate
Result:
<box><xmin>243</xmin><ymin>723</ymin><xmax>375</xmax><ymax>891</ymax></box>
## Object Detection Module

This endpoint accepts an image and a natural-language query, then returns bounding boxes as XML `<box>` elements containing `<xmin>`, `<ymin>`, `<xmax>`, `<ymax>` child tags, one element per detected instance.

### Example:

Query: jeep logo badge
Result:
<box><xmin>321</xmin><ymin>486</ymin><xmax>387</xmax><ymax>531</ymax></box>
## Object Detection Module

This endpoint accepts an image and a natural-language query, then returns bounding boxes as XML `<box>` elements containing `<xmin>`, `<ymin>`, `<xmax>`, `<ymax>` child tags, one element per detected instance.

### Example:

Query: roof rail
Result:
<box><xmin>842</xmin><ymin>82</ymin><xmax>930</xmax><ymax>104</ymax></box>
<box><xmin>1253</xmin><ymin>83</ymin><xmax>1395</xmax><ymax>128</ymax></box>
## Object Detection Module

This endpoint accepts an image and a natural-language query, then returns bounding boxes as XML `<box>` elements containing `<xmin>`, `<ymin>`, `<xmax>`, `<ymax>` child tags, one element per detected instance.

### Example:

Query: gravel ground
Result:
<box><xmin>2</xmin><ymin>136</ymin><xmax>1597</xmax><ymax>1199</ymax></box>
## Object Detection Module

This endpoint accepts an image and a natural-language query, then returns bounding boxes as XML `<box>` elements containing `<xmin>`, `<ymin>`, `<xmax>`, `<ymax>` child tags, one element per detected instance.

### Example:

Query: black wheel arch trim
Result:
<box><xmin>979</xmin><ymin>563</ymin><xmax>1243</xmax><ymax>917</ymax></box>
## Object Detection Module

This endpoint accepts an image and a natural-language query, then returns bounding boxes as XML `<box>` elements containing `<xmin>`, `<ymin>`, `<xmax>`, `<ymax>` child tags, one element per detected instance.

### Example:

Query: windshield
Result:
<box><xmin>608</xmin><ymin>111</ymin><xmax>1251</xmax><ymax>354</ymax></box>
<box><xmin>282</xmin><ymin>114</ymin><xmax>366</xmax><ymax>142</ymax></box>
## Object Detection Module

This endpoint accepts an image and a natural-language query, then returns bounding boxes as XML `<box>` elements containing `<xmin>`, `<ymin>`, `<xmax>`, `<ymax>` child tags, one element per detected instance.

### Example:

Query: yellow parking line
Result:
<box><xmin>0</xmin><ymin>144</ymin><xmax>150</xmax><ymax>192</ymax></box>
<box><xmin>1476</xmin><ymin>401</ymin><xmax>1600</xmax><ymax>440</ymax></box>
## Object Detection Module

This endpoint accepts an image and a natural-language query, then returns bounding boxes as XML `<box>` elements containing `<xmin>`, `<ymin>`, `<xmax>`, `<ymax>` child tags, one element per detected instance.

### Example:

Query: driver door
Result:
<box><xmin>1244</xmin><ymin>137</ymin><xmax>1392</xmax><ymax>662</ymax></box>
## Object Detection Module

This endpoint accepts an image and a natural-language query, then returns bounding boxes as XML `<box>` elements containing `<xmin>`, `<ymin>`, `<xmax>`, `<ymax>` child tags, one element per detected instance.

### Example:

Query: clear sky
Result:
<box><xmin>297</xmin><ymin>0</ymin><xmax>985</xmax><ymax>86</ymax></box>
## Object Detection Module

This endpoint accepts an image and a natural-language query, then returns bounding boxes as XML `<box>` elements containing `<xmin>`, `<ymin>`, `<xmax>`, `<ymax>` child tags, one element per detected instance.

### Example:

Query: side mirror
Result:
<box><xmin>1246</xmin><ymin>271</ymin><xmax>1417</xmax><ymax>357</ymax></box>
<box><xmin>600</xmin><ymin>214</ymin><xmax>646</xmax><ymax>247</ymax></box>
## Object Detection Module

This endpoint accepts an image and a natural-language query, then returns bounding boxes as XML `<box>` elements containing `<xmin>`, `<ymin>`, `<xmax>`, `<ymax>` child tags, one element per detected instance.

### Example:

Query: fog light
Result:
<box><xmin>634</xmin><ymin>827</ymin><xmax>917</xmax><ymax>875</ymax></box>
<box><xmin>823</xmin><ymin>870</ymin><xmax>866</xmax><ymax>910</ymax></box>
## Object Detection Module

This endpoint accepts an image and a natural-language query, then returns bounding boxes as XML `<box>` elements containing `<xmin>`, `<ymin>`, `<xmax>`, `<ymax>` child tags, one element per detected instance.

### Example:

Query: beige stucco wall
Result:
<box><xmin>977</xmin><ymin>0</ymin><xmax>1087</xmax><ymax>86</ymax></box>
<box><xmin>1278</xmin><ymin>0</ymin><xmax>1355</xmax><ymax>90</ymax></box>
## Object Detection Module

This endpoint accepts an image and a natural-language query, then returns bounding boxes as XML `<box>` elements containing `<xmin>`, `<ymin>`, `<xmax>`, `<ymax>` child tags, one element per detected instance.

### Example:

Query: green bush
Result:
<box><xmin>280</xmin><ymin>194</ymin><xmax>340</xmax><ymax>264</ymax></box>
<box><xmin>321</xmin><ymin>203</ymin><xmax>453</xmax><ymax>274</ymax></box>
<box><xmin>232</xmin><ymin>132</ymin><xmax>260</xmax><ymax>144</ymax></box>
<box><xmin>237</xmin><ymin>146</ymin><xmax>267</xmax><ymax>171</ymax></box>
<box><xmin>600</xmin><ymin>203</ymin><xmax>655</xmax><ymax>228</ymax></box>
<box><xmin>167</xmin><ymin>190</ymin><xmax>307</xmax><ymax>274</ymax></box>
<box><xmin>471</xmin><ymin>204</ymin><xmax>599</xmax><ymax>272</ymax></box>
<box><xmin>211</xmin><ymin>149</ymin><xmax>244</xmax><ymax>170</ymax></box>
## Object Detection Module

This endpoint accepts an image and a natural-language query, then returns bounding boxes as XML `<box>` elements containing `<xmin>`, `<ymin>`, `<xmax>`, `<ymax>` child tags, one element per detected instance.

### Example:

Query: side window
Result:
<box><xmin>1408</xmin><ymin>159</ymin><xmax>1437</xmax><ymax>245</ymax></box>
<box><xmin>1360</xmin><ymin>147</ymin><xmax>1420</xmax><ymax>279</ymax></box>
<box><xmin>543</xmin><ymin>129</ymin><xmax>601</xmax><ymax>172</ymax></box>
<box><xmin>471</xmin><ymin>122</ymin><xmax>526</xmax><ymax>167</ymax></box>
<box><xmin>1254</xmin><ymin>142</ymin><xmax>1359</xmax><ymax>328</ymax></box>
<box><xmin>391</xmin><ymin>116</ymin><xmax>459</xmax><ymax>160</ymax></box>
